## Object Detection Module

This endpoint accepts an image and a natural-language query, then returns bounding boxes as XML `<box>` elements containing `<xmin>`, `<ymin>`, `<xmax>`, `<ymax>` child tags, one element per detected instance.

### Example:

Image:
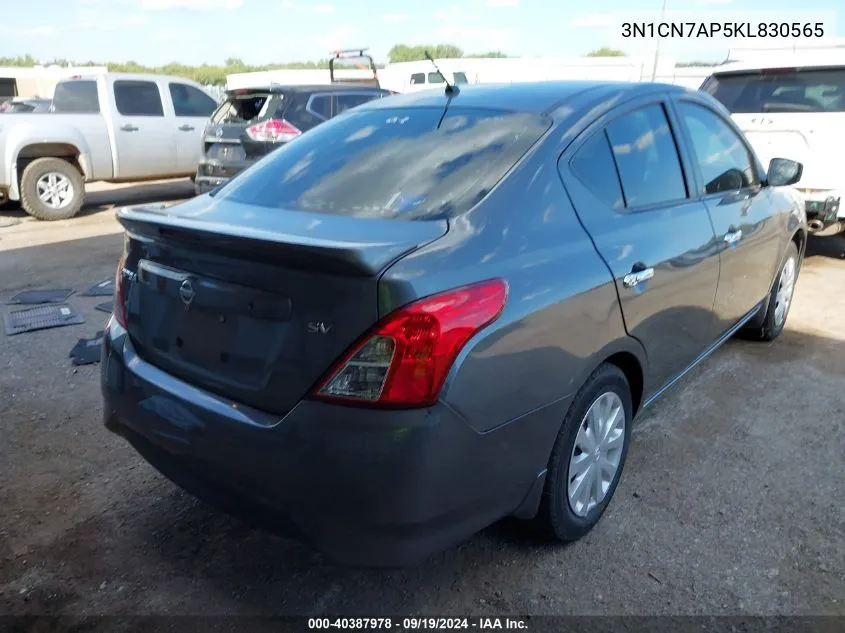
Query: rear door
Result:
<box><xmin>559</xmin><ymin>97</ymin><xmax>720</xmax><ymax>394</ymax></box>
<box><xmin>672</xmin><ymin>99</ymin><xmax>783</xmax><ymax>332</ymax></box>
<box><xmin>110</xmin><ymin>79</ymin><xmax>178</xmax><ymax>178</ymax></box>
<box><xmin>167</xmin><ymin>81</ymin><xmax>219</xmax><ymax>173</ymax></box>
<box><xmin>702</xmin><ymin>66</ymin><xmax>845</xmax><ymax>194</ymax></box>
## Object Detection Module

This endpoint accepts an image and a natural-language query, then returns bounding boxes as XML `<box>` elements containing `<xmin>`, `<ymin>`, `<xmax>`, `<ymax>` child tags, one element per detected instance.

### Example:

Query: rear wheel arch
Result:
<box><xmin>16</xmin><ymin>142</ymin><xmax>86</xmax><ymax>182</ymax></box>
<box><xmin>605</xmin><ymin>351</ymin><xmax>644</xmax><ymax>416</ymax></box>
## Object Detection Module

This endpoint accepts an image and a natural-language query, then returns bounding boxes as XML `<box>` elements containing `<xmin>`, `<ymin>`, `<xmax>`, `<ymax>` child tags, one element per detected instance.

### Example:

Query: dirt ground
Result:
<box><xmin>1</xmin><ymin>181</ymin><xmax>843</xmax><ymax>621</ymax></box>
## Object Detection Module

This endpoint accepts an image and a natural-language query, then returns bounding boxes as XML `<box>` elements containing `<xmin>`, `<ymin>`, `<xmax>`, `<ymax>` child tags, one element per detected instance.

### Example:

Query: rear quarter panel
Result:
<box><xmin>380</xmin><ymin>133</ymin><xmax>641</xmax><ymax>436</ymax></box>
<box><xmin>0</xmin><ymin>113</ymin><xmax>111</xmax><ymax>194</ymax></box>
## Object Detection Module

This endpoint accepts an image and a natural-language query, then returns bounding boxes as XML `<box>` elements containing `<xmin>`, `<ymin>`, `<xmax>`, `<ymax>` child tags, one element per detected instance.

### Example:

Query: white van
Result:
<box><xmin>700</xmin><ymin>55</ymin><xmax>845</xmax><ymax>236</ymax></box>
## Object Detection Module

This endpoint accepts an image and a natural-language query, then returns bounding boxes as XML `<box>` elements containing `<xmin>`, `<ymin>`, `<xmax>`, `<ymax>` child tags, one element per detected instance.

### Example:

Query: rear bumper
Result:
<box><xmin>100</xmin><ymin>320</ymin><xmax>552</xmax><ymax>567</ymax></box>
<box><xmin>194</xmin><ymin>158</ymin><xmax>255</xmax><ymax>194</ymax></box>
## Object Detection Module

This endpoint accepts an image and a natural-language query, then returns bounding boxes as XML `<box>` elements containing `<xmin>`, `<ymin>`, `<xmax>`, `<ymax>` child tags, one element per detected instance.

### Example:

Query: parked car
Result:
<box><xmin>0</xmin><ymin>73</ymin><xmax>218</xmax><ymax>220</ymax></box>
<box><xmin>194</xmin><ymin>83</ymin><xmax>392</xmax><ymax>195</ymax></box>
<box><xmin>102</xmin><ymin>81</ymin><xmax>807</xmax><ymax>567</ymax></box>
<box><xmin>700</xmin><ymin>55</ymin><xmax>845</xmax><ymax>236</ymax></box>
<box><xmin>0</xmin><ymin>97</ymin><xmax>52</xmax><ymax>113</ymax></box>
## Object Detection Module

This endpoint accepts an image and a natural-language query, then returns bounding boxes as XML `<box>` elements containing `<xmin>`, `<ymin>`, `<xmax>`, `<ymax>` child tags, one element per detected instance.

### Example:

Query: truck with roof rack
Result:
<box><xmin>0</xmin><ymin>72</ymin><xmax>218</xmax><ymax>220</ymax></box>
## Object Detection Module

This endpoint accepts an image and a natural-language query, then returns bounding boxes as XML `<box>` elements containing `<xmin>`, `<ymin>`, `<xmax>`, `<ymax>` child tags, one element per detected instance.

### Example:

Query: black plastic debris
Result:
<box><xmin>3</xmin><ymin>303</ymin><xmax>85</xmax><ymax>336</ymax></box>
<box><xmin>7</xmin><ymin>288</ymin><xmax>74</xmax><ymax>305</ymax></box>
<box><xmin>69</xmin><ymin>330</ymin><xmax>104</xmax><ymax>365</ymax></box>
<box><xmin>80</xmin><ymin>278</ymin><xmax>115</xmax><ymax>297</ymax></box>
<box><xmin>94</xmin><ymin>301</ymin><xmax>113</xmax><ymax>314</ymax></box>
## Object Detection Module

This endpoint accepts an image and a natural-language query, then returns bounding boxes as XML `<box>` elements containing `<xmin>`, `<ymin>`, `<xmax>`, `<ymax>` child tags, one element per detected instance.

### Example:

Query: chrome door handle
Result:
<box><xmin>623</xmin><ymin>267</ymin><xmax>655</xmax><ymax>288</ymax></box>
<box><xmin>178</xmin><ymin>124</ymin><xmax>195</xmax><ymax>131</ymax></box>
<box><xmin>724</xmin><ymin>229</ymin><xmax>743</xmax><ymax>245</ymax></box>
<box><xmin>120</xmin><ymin>124</ymin><xmax>139</xmax><ymax>132</ymax></box>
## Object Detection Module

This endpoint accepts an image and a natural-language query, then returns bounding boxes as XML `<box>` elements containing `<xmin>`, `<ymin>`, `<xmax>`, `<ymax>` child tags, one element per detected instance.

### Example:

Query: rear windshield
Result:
<box><xmin>212</xmin><ymin>92</ymin><xmax>283</xmax><ymax>124</ymax></box>
<box><xmin>52</xmin><ymin>80</ymin><xmax>100</xmax><ymax>114</ymax></box>
<box><xmin>703</xmin><ymin>67</ymin><xmax>845</xmax><ymax>113</ymax></box>
<box><xmin>217</xmin><ymin>106</ymin><xmax>552</xmax><ymax>220</ymax></box>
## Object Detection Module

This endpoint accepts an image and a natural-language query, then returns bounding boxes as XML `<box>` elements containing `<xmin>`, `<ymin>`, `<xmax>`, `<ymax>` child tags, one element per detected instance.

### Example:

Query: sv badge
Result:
<box><xmin>308</xmin><ymin>321</ymin><xmax>333</xmax><ymax>335</ymax></box>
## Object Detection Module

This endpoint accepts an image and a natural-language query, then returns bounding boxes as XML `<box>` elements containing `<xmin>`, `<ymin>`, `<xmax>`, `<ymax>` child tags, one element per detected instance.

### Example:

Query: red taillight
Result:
<box><xmin>245</xmin><ymin>118</ymin><xmax>302</xmax><ymax>143</ymax></box>
<box><xmin>113</xmin><ymin>254</ymin><xmax>128</xmax><ymax>328</ymax></box>
<box><xmin>313</xmin><ymin>279</ymin><xmax>508</xmax><ymax>408</ymax></box>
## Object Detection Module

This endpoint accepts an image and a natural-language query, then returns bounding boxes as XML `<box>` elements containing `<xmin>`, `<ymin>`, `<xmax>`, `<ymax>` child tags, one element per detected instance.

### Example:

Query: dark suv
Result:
<box><xmin>194</xmin><ymin>84</ymin><xmax>391</xmax><ymax>195</ymax></box>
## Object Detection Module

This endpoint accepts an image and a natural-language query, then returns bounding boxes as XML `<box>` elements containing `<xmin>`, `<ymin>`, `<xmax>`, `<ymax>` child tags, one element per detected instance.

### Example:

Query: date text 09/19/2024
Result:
<box><xmin>307</xmin><ymin>618</ymin><xmax>529</xmax><ymax>630</ymax></box>
<box><xmin>621</xmin><ymin>21</ymin><xmax>825</xmax><ymax>39</ymax></box>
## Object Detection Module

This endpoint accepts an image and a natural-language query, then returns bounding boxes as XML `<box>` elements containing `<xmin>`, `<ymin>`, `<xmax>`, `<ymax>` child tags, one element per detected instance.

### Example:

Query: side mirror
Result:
<box><xmin>767</xmin><ymin>158</ymin><xmax>803</xmax><ymax>187</ymax></box>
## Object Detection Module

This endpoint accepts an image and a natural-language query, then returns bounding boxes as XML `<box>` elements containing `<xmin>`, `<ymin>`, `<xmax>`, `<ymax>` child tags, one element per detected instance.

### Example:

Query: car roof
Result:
<box><xmin>358</xmin><ymin>81</ymin><xmax>691</xmax><ymax>116</ymax></box>
<box><xmin>226</xmin><ymin>84</ymin><xmax>386</xmax><ymax>95</ymax></box>
<box><xmin>711</xmin><ymin>54</ymin><xmax>845</xmax><ymax>74</ymax></box>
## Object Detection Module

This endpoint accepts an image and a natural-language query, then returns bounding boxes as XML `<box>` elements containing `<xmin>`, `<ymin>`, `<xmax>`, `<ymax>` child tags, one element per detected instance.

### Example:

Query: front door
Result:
<box><xmin>673</xmin><ymin>99</ymin><xmax>783</xmax><ymax>334</ymax></box>
<box><xmin>111</xmin><ymin>79</ymin><xmax>178</xmax><ymax>179</ymax></box>
<box><xmin>560</xmin><ymin>98</ymin><xmax>720</xmax><ymax>395</ymax></box>
<box><xmin>167</xmin><ymin>81</ymin><xmax>218</xmax><ymax>174</ymax></box>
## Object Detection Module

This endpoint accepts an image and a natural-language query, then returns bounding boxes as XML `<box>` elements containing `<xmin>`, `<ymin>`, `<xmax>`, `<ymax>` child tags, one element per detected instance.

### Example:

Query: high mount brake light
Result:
<box><xmin>312</xmin><ymin>279</ymin><xmax>508</xmax><ymax>408</ymax></box>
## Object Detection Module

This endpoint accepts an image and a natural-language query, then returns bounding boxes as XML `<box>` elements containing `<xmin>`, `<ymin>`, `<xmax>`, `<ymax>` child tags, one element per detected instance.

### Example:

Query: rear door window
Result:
<box><xmin>169</xmin><ymin>82</ymin><xmax>217</xmax><ymax>117</ymax></box>
<box><xmin>570</xmin><ymin>131</ymin><xmax>625</xmax><ymax>210</ymax></box>
<box><xmin>52</xmin><ymin>80</ymin><xmax>100</xmax><ymax>114</ymax></box>
<box><xmin>703</xmin><ymin>67</ymin><xmax>845</xmax><ymax>113</ymax></box>
<box><xmin>218</xmin><ymin>107</ymin><xmax>552</xmax><ymax>220</ymax></box>
<box><xmin>114</xmin><ymin>80</ymin><xmax>164</xmax><ymax>117</ymax></box>
<box><xmin>605</xmin><ymin>104</ymin><xmax>688</xmax><ymax>208</ymax></box>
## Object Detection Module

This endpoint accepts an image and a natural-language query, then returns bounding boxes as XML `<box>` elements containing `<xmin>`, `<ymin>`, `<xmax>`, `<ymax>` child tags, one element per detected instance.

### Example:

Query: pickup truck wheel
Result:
<box><xmin>19</xmin><ymin>157</ymin><xmax>84</xmax><ymax>221</ymax></box>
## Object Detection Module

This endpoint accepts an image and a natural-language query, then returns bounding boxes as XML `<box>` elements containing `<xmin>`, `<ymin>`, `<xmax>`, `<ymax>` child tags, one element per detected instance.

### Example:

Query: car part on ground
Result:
<box><xmin>3</xmin><ymin>302</ymin><xmax>85</xmax><ymax>336</ymax></box>
<box><xmin>7</xmin><ymin>288</ymin><xmax>74</xmax><ymax>305</ymax></box>
<box><xmin>101</xmin><ymin>81</ymin><xmax>807</xmax><ymax>567</ymax></box>
<box><xmin>69</xmin><ymin>330</ymin><xmax>105</xmax><ymax>366</ymax></box>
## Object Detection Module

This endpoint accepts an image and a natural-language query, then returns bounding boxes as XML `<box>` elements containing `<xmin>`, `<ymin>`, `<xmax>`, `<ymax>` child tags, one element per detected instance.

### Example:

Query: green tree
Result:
<box><xmin>387</xmin><ymin>44</ymin><xmax>464</xmax><ymax>63</ymax></box>
<box><xmin>586</xmin><ymin>47</ymin><xmax>626</xmax><ymax>57</ymax></box>
<box><xmin>470</xmin><ymin>51</ymin><xmax>509</xmax><ymax>58</ymax></box>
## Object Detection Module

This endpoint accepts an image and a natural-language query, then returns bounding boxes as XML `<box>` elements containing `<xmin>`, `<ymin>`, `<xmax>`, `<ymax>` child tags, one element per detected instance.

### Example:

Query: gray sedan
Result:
<box><xmin>101</xmin><ymin>80</ymin><xmax>807</xmax><ymax>567</ymax></box>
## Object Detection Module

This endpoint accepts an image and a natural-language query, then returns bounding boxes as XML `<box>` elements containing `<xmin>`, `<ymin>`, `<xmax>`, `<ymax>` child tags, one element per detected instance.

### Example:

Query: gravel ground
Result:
<box><xmin>1</xmin><ymin>182</ymin><xmax>843</xmax><ymax>622</ymax></box>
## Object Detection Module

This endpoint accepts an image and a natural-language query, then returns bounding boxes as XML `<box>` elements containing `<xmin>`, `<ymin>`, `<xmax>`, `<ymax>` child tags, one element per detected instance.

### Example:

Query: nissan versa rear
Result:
<box><xmin>102</xmin><ymin>82</ymin><xmax>806</xmax><ymax>567</ymax></box>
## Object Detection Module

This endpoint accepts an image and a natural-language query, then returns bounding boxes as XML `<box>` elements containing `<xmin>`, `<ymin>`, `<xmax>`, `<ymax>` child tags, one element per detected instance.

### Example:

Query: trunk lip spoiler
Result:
<box><xmin>115</xmin><ymin>204</ymin><xmax>449</xmax><ymax>277</ymax></box>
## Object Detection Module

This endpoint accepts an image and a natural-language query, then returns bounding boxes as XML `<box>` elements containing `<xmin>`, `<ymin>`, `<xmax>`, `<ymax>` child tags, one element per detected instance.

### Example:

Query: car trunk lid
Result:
<box><xmin>115</xmin><ymin>196</ymin><xmax>448</xmax><ymax>415</ymax></box>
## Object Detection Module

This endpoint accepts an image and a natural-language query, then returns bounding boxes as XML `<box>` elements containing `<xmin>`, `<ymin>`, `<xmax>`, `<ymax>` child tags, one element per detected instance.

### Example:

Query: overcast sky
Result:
<box><xmin>3</xmin><ymin>0</ymin><xmax>842</xmax><ymax>66</ymax></box>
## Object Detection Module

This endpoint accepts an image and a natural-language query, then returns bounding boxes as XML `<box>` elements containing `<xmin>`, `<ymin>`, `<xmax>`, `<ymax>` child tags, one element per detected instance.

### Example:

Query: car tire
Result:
<box><xmin>19</xmin><ymin>157</ymin><xmax>85</xmax><ymax>221</ymax></box>
<box><xmin>536</xmin><ymin>363</ymin><xmax>633</xmax><ymax>543</ymax></box>
<box><xmin>745</xmin><ymin>241</ymin><xmax>799</xmax><ymax>342</ymax></box>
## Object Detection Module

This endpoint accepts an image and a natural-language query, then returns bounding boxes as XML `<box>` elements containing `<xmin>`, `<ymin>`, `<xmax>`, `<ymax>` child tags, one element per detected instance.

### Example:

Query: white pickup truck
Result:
<box><xmin>0</xmin><ymin>72</ymin><xmax>218</xmax><ymax>220</ymax></box>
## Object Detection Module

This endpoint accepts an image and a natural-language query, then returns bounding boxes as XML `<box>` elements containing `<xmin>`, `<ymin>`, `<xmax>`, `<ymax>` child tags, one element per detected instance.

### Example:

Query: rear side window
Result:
<box><xmin>570</xmin><ymin>132</ymin><xmax>624</xmax><ymax>210</ymax></box>
<box><xmin>211</xmin><ymin>92</ymin><xmax>282</xmax><ymax>124</ymax></box>
<box><xmin>307</xmin><ymin>93</ymin><xmax>382</xmax><ymax>121</ymax></box>
<box><xmin>410</xmin><ymin>73</ymin><xmax>425</xmax><ymax>85</ymax></box>
<box><xmin>52</xmin><ymin>80</ymin><xmax>100</xmax><ymax>114</ymax></box>
<box><xmin>114</xmin><ymin>80</ymin><xmax>164</xmax><ymax>117</ymax></box>
<box><xmin>453</xmin><ymin>72</ymin><xmax>469</xmax><ymax>84</ymax></box>
<box><xmin>605</xmin><ymin>104</ymin><xmax>687</xmax><ymax>208</ymax></box>
<box><xmin>678</xmin><ymin>102</ymin><xmax>759</xmax><ymax>194</ymax></box>
<box><xmin>218</xmin><ymin>107</ymin><xmax>552</xmax><ymax>220</ymax></box>
<box><xmin>703</xmin><ymin>67</ymin><xmax>845</xmax><ymax>113</ymax></box>
<box><xmin>169</xmin><ymin>83</ymin><xmax>217</xmax><ymax>117</ymax></box>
